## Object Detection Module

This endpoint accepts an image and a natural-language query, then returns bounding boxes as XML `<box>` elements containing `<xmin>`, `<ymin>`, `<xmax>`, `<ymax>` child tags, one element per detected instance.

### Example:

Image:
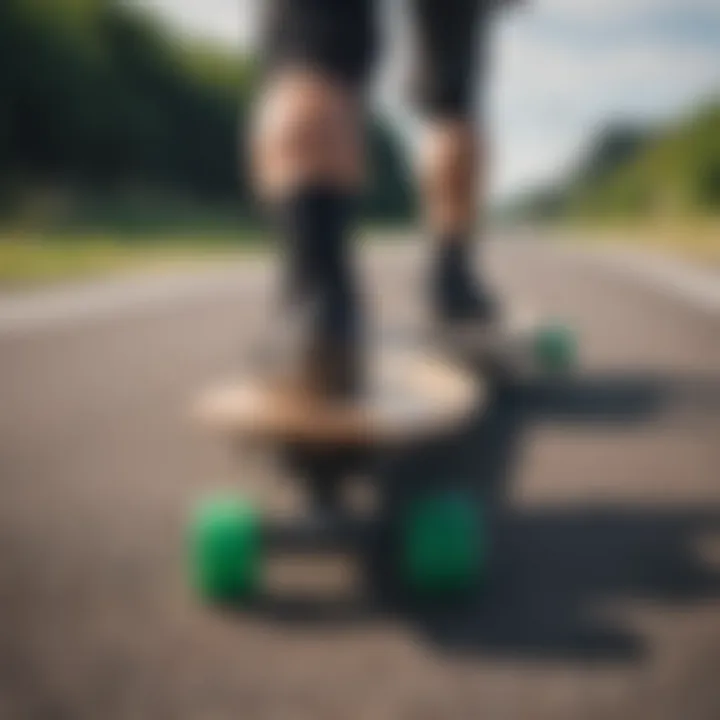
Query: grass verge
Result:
<box><xmin>0</xmin><ymin>233</ymin><xmax>267</xmax><ymax>288</ymax></box>
<box><xmin>556</xmin><ymin>219</ymin><xmax>720</xmax><ymax>266</ymax></box>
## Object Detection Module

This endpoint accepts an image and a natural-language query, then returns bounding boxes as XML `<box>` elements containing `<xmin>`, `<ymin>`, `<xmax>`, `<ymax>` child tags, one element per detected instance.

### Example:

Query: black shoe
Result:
<box><xmin>435</xmin><ymin>271</ymin><xmax>498</xmax><ymax>326</ymax></box>
<box><xmin>432</xmin><ymin>252</ymin><xmax>499</xmax><ymax>327</ymax></box>
<box><xmin>304</xmin><ymin>279</ymin><xmax>365</xmax><ymax>399</ymax></box>
<box><xmin>272</xmin><ymin>271</ymin><xmax>365</xmax><ymax>401</ymax></box>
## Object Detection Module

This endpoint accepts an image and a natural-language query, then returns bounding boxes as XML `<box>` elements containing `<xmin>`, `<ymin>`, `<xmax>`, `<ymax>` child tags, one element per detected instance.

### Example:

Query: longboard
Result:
<box><xmin>187</xmin><ymin>315</ymin><xmax>575</xmax><ymax>606</ymax></box>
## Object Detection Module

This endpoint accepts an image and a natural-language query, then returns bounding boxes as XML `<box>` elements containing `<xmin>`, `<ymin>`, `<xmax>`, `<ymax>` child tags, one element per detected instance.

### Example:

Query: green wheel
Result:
<box><xmin>400</xmin><ymin>491</ymin><xmax>484</xmax><ymax>597</ymax></box>
<box><xmin>189</xmin><ymin>495</ymin><xmax>262</xmax><ymax>602</ymax></box>
<box><xmin>533</xmin><ymin>323</ymin><xmax>576</xmax><ymax>372</ymax></box>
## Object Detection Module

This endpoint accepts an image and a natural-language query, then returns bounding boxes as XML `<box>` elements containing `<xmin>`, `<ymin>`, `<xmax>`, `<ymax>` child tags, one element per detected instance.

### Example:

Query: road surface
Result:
<box><xmin>1</xmin><ymin>239</ymin><xmax>719</xmax><ymax>719</ymax></box>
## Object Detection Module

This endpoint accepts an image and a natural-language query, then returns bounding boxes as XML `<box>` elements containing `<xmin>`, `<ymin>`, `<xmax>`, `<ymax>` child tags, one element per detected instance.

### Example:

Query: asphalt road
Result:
<box><xmin>1</xmin><ymin>240</ymin><xmax>719</xmax><ymax>719</ymax></box>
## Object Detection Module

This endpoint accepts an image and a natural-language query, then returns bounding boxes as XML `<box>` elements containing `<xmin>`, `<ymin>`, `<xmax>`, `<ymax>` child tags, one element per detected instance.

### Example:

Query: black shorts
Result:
<box><xmin>261</xmin><ymin>0</ymin><xmax>493</xmax><ymax>117</ymax></box>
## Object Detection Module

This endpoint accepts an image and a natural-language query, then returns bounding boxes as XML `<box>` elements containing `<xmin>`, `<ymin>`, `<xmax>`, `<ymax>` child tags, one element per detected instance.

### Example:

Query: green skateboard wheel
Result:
<box><xmin>189</xmin><ymin>495</ymin><xmax>262</xmax><ymax>602</ymax></box>
<box><xmin>400</xmin><ymin>491</ymin><xmax>484</xmax><ymax>597</ymax></box>
<box><xmin>533</xmin><ymin>323</ymin><xmax>576</xmax><ymax>372</ymax></box>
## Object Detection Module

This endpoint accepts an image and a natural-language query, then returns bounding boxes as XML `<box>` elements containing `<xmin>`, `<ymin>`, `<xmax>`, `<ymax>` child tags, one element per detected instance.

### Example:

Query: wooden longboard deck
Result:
<box><xmin>194</xmin><ymin>345</ymin><xmax>483</xmax><ymax>446</ymax></box>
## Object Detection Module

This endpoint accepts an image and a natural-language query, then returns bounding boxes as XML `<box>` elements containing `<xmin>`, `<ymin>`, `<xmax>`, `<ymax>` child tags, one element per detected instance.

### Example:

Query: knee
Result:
<box><xmin>251</xmin><ymin>71</ymin><xmax>363</xmax><ymax>197</ymax></box>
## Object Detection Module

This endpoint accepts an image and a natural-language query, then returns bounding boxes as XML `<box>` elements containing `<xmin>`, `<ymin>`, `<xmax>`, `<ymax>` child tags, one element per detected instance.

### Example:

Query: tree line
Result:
<box><xmin>502</xmin><ymin>101</ymin><xmax>720</xmax><ymax>223</ymax></box>
<box><xmin>0</xmin><ymin>0</ymin><xmax>414</xmax><ymax>231</ymax></box>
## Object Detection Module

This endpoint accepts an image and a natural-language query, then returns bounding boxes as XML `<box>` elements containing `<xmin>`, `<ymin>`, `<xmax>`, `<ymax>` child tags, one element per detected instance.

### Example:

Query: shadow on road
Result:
<box><xmin>416</xmin><ymin>505</ymin><xmax>719</xmax><ymax>662</ymax></box>
<box><xmin>235</xmin><ymin>372</ymin><xmax>720</xmax><ymax>662</ymax></box>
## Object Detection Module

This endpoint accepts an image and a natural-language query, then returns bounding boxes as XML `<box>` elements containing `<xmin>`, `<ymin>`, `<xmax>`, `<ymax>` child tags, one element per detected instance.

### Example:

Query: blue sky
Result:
<box><xmin>136</xmin><ymin>0</ymin><xmax>720</xmax><ymax>199</ymax></box>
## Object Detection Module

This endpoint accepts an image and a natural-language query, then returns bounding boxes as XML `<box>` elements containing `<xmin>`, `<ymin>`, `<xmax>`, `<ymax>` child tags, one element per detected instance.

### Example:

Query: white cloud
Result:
<box><xmin>130</xmin><ymin>0</ymin><xmax>255</xmax><ymax>47</ymax></box>
<box><xmin>537</xmin><ymin>0</ymin><xmax>720</xmax><ymax>22</ymax></box>
<box><xmin>486</xmin><ymin>8</ymin><xmax>720</xmax><ymax>197</ymax></box>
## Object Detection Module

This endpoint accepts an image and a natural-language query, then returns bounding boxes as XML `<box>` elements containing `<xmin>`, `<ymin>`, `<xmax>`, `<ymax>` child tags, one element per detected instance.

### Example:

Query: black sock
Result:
<box><xmin>275</xmin><ymin>186</ymin><xmax>354</xmax><ymax>302</ymax></box>
<box><xmin>270</xmin><ymin>186</ymin><xmax>363</xmax><ymax>396</ymax></box>
<box><xmin>435</xmin><ymin>234</ymin><xmax>472</xmax><ymax>286</ymax></box>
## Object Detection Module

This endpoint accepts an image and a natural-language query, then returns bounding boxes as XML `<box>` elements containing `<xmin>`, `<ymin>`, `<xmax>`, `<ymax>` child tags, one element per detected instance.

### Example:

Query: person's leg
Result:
<box><xmin>252</xmin><ymin>0</ymin><xmax>377</xmax><ymax>395</ymax></box>
<box><xmin>410</xmin><ymin>0</ymin><xmax>497</xmax><ymax>324</ymax></box>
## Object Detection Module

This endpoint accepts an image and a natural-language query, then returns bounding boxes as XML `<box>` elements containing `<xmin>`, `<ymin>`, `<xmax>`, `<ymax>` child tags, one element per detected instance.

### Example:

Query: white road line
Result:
<box><xmin>0</xmin><ymin>266</ymin><xmax>269</xmax><ymax>336</ymax></box>
<box><xmin>577</xmin><ymin>246</ymin><xmax>720</xmax><ymax>316</ymax></box>
<box><xmin>1</xmin><ymin>241</ymin><xmax>716</xmax><ymax>336</ymax></box>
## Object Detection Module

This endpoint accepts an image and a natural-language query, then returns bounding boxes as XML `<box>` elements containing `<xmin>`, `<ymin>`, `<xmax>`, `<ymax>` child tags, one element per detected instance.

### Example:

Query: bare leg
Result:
<box><xmin>419</xmin><ymin>118</ymin><xmax>480</xmax><ymax>240</ymax></box>
<box><xmin>251</xmin><ymin>70</ymin><xmax>364</xmax><ymax>202</ymax></box>
<box><xmin>410</xmin><ymin>0</ymin><xmax>497</xmax><ymax>324</ymax></box>
<box><xmin>250</xmin><ymin>69</ymin><xmax>367</xmax><ymax>396</ymax></box>
<box><xmin>251</xmin><ymin>0</ymin><xmax>378</xmax><ymax>396</ymax></box>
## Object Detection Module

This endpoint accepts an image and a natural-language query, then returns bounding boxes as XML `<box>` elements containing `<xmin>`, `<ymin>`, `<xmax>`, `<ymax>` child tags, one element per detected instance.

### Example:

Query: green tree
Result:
<box><xmin>0</xmin><ymin>0</ymin><xmax>413</xmax><ymax>230</ymax></box>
